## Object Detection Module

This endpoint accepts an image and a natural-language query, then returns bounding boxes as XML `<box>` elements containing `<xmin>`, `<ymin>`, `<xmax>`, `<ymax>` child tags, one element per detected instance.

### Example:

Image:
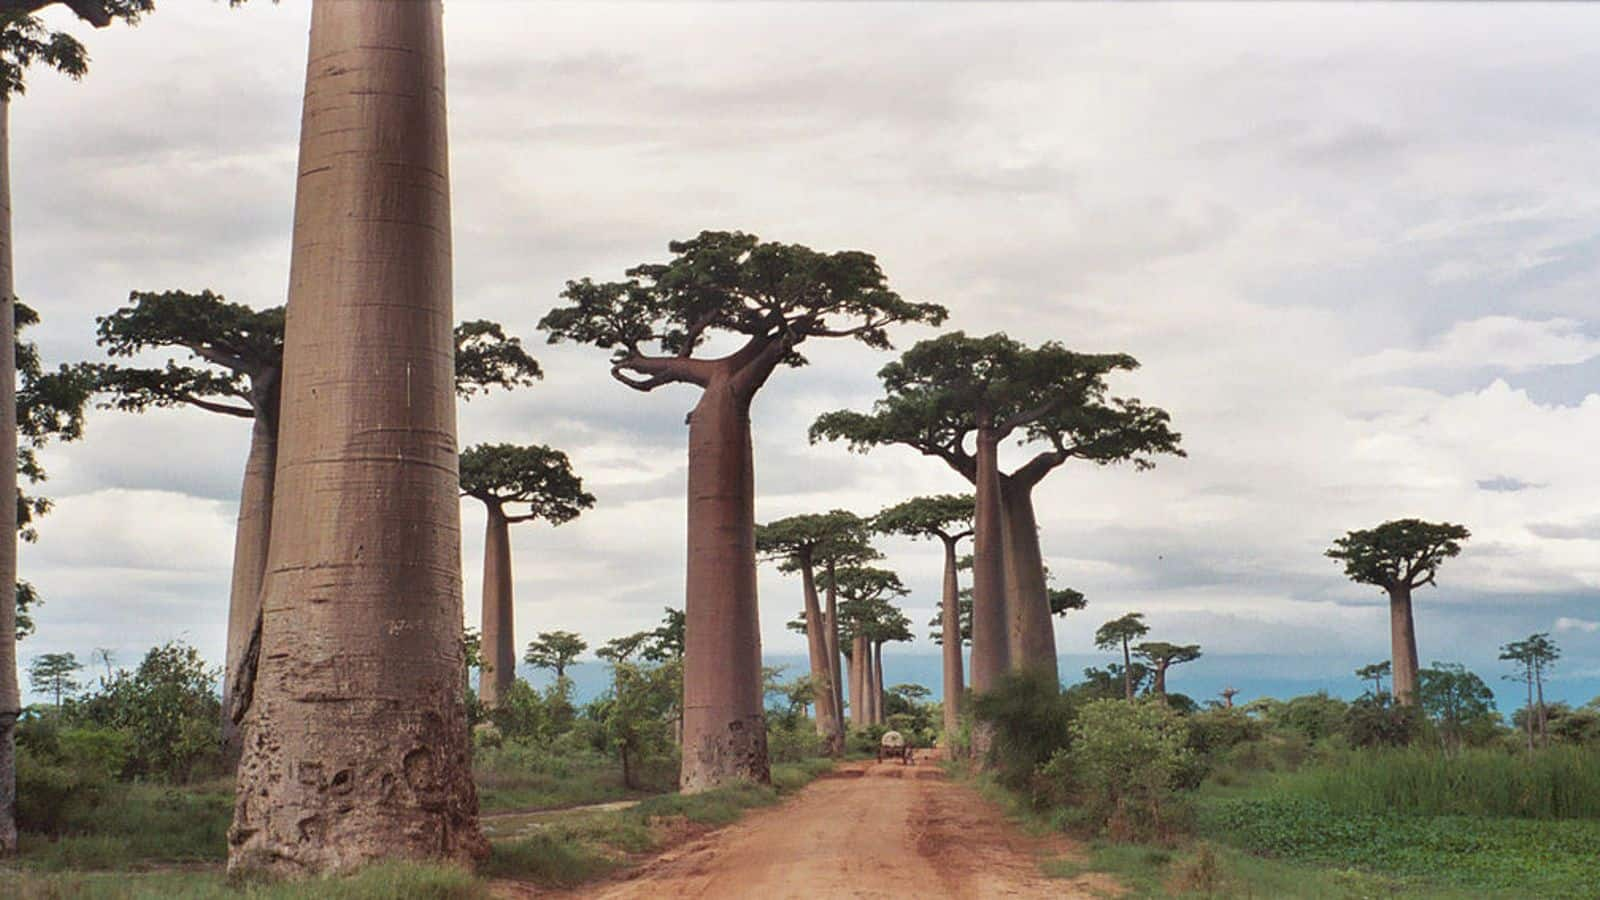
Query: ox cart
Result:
<box><xmin>876</xmin><ymin>730</ymin><xmax>913</xmax><ymax>765</ymax></box>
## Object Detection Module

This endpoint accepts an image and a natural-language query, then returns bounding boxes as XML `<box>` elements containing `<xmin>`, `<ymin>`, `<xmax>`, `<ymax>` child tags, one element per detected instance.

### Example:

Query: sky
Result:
<box><xmin>11</xmin><ymin>2</ymin><xmax>1600</xmax><ymax>710</ymax></box>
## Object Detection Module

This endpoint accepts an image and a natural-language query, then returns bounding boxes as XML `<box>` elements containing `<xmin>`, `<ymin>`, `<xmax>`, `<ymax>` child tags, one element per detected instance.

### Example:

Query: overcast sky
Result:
<box><xmin>11</xmin><ymin>2</ymin><xmax>1600</xmax><ymax>704</ymax></box>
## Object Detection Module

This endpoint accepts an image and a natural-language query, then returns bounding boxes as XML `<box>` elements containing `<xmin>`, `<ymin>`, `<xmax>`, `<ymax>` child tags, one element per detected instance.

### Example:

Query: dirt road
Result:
<box><xmin>578</xmin><ymin>756</ymin><xmax>1113</xmax><ymax>899</ymax></box>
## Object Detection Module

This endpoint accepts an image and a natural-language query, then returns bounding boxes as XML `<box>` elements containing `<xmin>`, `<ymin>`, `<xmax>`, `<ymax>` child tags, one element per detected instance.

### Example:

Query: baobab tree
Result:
<box><xmin>1094</xmin><ymin>613</ymin><xmax>1150</xmax><ymax>701</ymax></box>
<box><xmin>1134</xmin><ymin>641</ymin><xmax>1202</xmax><ymax>699</ymax></box>
<box><xmin>90</xmin><ymin>291</ymin><xmax>539</xmax><ymax>754</ymax></box>
<box><xmin>824</xmin><ymin>566</ymin><xmax>909</xmax><ymax>728</ymax></box>
<box><xmin>865</xmin><ymin>604</ymin><xmax>913</xmax><ymax>725</ymax></box>
<box><xmin>460</xmin><ymin>444</ymin><xmax>593</xmax><ymax>709</ymax></box>
<box><xmin>541</xmin><ymin>231</ymin><xmax>942</xmax><ymax>789</ymax></box>
<box><xmin>524</xmin><ymin>630</ymin><xmax>588</xmax><ymax>682</ymax></box>
<box><xmin>813</xmin><ymin>333</ymin><xmax>1181</xmax><ymax>690</ymax></box>
<box><xmin>756</xmin><ymin>511</ymin><xmax>875</xmax><ymax>754</ymax></box>
<box><xmin>1326</xmin><ymin>519</ymin><xmax>1470</xmax><ymax>707</ymax></box>
<box><xmin>1356</xmin><ymin>661</ymin><xmax>1392</xmax><ymax>698</ymax></box>
<box><xmin>874</xmin><ymin>494</ymin><xmax>972</xmax><ymax>736</ymax></box>
<box><xmin>229</xmin><ymin>1</ymin><xmax>487</xmax><ymax>873</ymax></box>
<box><xmin>1501</xmin><ymin>633</ymin><xmax>1559</xmax><ymax>750</ymax></box>
<box><xmin>1219</xmin><ymin>687</ymin><xmax>1239</xmax><ymax>708</ymax></box>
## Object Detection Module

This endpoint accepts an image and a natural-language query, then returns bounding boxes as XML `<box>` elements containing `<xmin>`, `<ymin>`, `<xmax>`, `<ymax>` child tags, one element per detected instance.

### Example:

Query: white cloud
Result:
<box><xmin>1556</xmin><ymin>617</ymin><xmax>1600</xmax><ymax>634</ymax></box>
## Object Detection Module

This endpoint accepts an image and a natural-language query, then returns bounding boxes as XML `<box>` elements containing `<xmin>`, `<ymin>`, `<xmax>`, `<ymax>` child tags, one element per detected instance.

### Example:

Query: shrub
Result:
<box><xmin>767</xmin><ymin>718</ymin><xmax>824</xmax><ymax>763</ymax></box>
<box><xmin>67</xmin><ymin>641</ymin><xmax>223</xmax><ymax>782</ymax></box>
<box><xmin>15</xmin><ymin>747</ymin><xmax>108</xmax><ymax>835</ymax></box>
<box><xmin>1345</xmin><ymin>694</ymin><xmax>1422</xmax><ymax>748</ymax></box>
<box><xmin>969</xmin><ymin>671</ymin><xmax>1077</xmax><ymax>793</ymax></box>
<box><xmin>1043</xmin><ymin>698</ymin><xmax>1193</xmax><ymax>841</ymax></box>
<box><xmin>1275</xmin><ymin>692</ymin><xmax>1348</xmax><ymax>742</ymax></box>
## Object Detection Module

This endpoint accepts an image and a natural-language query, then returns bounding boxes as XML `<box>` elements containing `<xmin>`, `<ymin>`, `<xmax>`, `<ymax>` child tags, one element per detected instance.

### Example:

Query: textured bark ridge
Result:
<box><xmin>228</xmin><ymin>1</ymin><xmax>487</xmax><ymax>874</ymax></box>
<box><xmin>939</xmin><ymin>536</ymin><xmax>964</xmax><ymax>739</ymax></box>
<box><xmin>680</xmin><ymin>387</ymin><xmax>769</xmax><ymax>791</ymax></box>
<box><xmin>478</xmin><ymin>504</ymin><xmax>515</xmax><ymax>707</ymax></box>
<box><xmin>0</xmin><ymin>98</ymin><xmax>20</xmax><ymax>857</ymax></box>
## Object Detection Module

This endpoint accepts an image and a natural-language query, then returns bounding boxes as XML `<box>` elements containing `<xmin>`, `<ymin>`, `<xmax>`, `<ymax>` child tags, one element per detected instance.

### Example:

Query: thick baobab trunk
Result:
<box><xmin>939</xmin><ymin>536</ymin><xmax>964</xmax><ymax>740</ymax></box>
<box><xmin>0</xmin><ymin>97</ymin><xmax>19</xmax><ymax>857</ymax></box>
<box><xmin>222</xmin><ymin>407</ymin><xmax>278</xmax><ymax>764</ymax></box>
<box><xmin>824</xmin><ymin>564</ymin><xmax>844</xmax><ymax>739</ymax></box>
<box><xmin>1387</xmin><ymin>585</ymin><xmax>1420</xmax><ymax>707</ymax></box>
<box><xmin>228</xmin><ymin>1</ymin><xmax>487</xmax><ymax>874</ymax></box>
<box><xmin>799</xmin><ymin>561</ymin><xmax>841</xmax><ymax>754</ymax></box>
<box><xmin>849</xmin><ymin>633</ymin><xmax>867</xmax><ymax>728</ymax></box>
<box><xmin>478</xmin><ymin>503</ymin><xmax>515</xmax><ymax>708</ymax></box>
<box><xmin>1000</xmin><ymin>482</ymin><xmax>1057</xmax><ymax>684</ymax></box>
<box><xmin>862</xmin><ymin>642</ymin><xmax>877</xmax><ymax>725</ymax></box>
<box><xmin>969</xmin><ymin>424</ymin><xmax>1008</xmax><ymax>693</ymax></box>
<box><xmin>680</xmin><ymin>384</ymin><xmax>768</xmax><ymax>791</ymax></box>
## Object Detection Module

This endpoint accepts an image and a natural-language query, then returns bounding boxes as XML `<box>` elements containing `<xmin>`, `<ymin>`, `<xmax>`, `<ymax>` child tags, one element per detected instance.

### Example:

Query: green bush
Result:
<box><xmin>15</xmin><ymin>747</ymin><xmax>108</xmax><ymax>835</ymax></box>
<box><xmin>766</xmin><ymin>718</ymin><xmax>824</xmax><ymax>763</ymax></box>
<box><xmin>1043</xmin><ymin>698</ymin><xmax>1194</xmax><ymax>841</ymax></box>
<box><xmin>67</xmin><ymin>641</ymin><xmax>223</xmax><ymax>782</ymax></box>
<box><xmin>1344</xmin><ymin>694</ymin><xmax>1421</xmax><ymax>748</ymax></box>
<box><xmin>969</xmin><ymin>671</ymin><xmax>1076</xmax><ymax>793</ymax></box>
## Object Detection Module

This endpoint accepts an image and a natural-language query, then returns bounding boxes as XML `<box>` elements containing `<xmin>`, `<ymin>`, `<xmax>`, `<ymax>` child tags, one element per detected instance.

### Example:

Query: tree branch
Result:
<box><xmin>1009</xmin><ymin>448</ymin><xmax>1070</xmax><ymax>489</ymax></box>
<box><xmin>610</xmin><ymin>354</ymin><xmax>713</xmax><ymax>392</ymax></box>
<box><xmin>180</xmin><ymin>394</ymin><xmax>255</xmax><ymax>418</ymax></box>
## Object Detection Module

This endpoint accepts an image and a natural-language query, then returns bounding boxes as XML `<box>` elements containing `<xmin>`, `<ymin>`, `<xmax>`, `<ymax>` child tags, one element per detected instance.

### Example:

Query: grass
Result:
<box><xmin>472</xmin><ymin>743</ymin><xmax>669</xmax><ymax>813</ymax></box>
<box><xmin>8</xmin><ymin>862</ymin><xmax>489</xmax><ymax>900</ymax></box>
<box><xmin>1263</xmin><ymin>745</ymin><xmax>1600</xmax><ymax>820</ymax></box>
<box><xmin>484</xmin><ymin>758</ymin><xmax>834</xmax><ymax>887</ymax></box>
<box><xmin>14</xmin><ymin>780</ymin><xmax>233</xmax><ymax>870</ymax></box>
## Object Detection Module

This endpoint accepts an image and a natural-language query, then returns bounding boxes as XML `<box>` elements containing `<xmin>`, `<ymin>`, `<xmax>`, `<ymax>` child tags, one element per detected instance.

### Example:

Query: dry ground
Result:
<box><xmin>560</xmin><ymin>754</ymin><xmax>1117</xmax><ymax>899</ymax></box>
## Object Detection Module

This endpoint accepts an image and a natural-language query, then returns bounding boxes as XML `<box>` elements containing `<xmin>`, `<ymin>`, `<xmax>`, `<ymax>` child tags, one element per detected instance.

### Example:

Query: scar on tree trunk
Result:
<box><xmin>228</xmin><ymin>0</ymin><xmax>486</xmax><ymax>874</ymax></box>
<box><xmin>679</xmin><ymin>384</ymin><xmax>769</xmax><ymax>791</ymax></box>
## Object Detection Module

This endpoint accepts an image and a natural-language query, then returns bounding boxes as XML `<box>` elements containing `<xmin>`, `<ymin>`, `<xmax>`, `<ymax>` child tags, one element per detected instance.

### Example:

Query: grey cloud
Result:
<box><xmin>1529</xmin><ymin>519</ymin><xmax>1600</xmax><ymax>541</ymax></box>
<box><xmin>1477</xmin><ymin>476</ymin><xmax>1542</xmax><ymax>493</ymax></box>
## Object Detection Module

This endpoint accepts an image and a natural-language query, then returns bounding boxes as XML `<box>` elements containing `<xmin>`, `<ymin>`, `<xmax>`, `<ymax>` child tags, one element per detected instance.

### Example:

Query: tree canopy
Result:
<box><xmin>872</xmin><ymin>493</ymin><xmax>973</xmax><ymax>542</ymax></box>
<box><xmin>755</xmin><ymin>510</ymin><xmax>877</xmax><ymax>572</ymax></box>
<box><xmin>811</xmin><ymin>332</ymin><xmax>1183</xmax><ymax>483</ymax></box>
<box><xmin>458</xmin><ymin>443</ymin><xmax>594</xmax><ymax>524</ymax></box>
<box><xmin>524</xmin><ymin>630</ymin><xmax>587</xmax><ymax>679</ymax></box>
<box><xmin>539</xmin><ymin>231</ymin><xmax>946</xmax><ymax>398</ymax></box>
<box><xmin>16</xmin><ymin>301</ymin><xmax>92</xmax><ymax>541</ymax></box>
<box><xmin>1134</xmin><ymin>641</ymin><xmax>1202</xmax><ymax>671</ymax></box>
<box><xmin>1326</xmin><ymin>519</ymin><xmax>1471</xmax><ymax>592</ymax></box>
<box><xmin>1094</xmin><ymin>613</ymin><xmax>1150</xmax><ymax>652</ymax></box>
<box><xmin>90</xmin><ymin>289</ymin><xmax>541</xmax><ymax>418</ymax></box>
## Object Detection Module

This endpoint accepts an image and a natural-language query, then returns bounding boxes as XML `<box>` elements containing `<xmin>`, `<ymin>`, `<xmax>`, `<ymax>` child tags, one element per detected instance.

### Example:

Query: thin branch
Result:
<box><xmin>180</xmin><ymin>394</ymin><xmax>255</xmax><ymax>418</ymax></box>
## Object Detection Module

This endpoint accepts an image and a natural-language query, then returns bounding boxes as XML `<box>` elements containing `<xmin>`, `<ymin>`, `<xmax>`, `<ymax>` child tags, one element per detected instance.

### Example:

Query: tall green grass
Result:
<box><xmin>1270</xmin><ymin>746</ymin><xmax>1600</xmax><ymax>819</ymax></box>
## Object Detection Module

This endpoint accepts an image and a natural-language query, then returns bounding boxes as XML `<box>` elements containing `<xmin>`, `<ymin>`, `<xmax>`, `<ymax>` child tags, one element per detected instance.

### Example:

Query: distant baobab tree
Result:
<box><xmin>813</xmin><ymin>333</ymin><xmax>1181</xmax><ymax>692</ymax></box>
<box><xmin>874</xmin><ymin>494</ymin><xmax>973</xmax><ymax>736</ymax></box>
<box><xmin>1094</xmin><ymin>612</ymin><xmax>1150</xmax><ymax>702</ymax></box>
<box><xmin>1327</xmin><ymin>519</ymin><xmax>1469</xmax><ymax>707</ymax></box>
<box><xmin>460</xmin><ymin>444</ymin><xmax>593</xmax><ymax>708</ymax></box>
<box><xmin>541</xmin><ymin>231</ymin><xmax>944</xmax><ymax>791</ymax></box>
<box><xmin>1356</xmin><ymin>661</ymin><xmax>1392</xmax><ymax>697</ymax></box>
<box><xmin>1219</xmin><ymin>687</ymin><xmax>1239</xmax><ymax>708</ymax></box>
<box><xmin>1134</xmin><ymin>641</ymin><xmax>1202</xmax><ymax>699</ymax></box>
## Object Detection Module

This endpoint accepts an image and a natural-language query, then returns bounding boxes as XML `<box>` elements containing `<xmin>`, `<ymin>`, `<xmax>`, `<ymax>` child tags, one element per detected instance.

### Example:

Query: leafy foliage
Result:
<box><xmin>524</xmin><ymin>630</ymin><xmax>588</xmax><ymax>679</ymax></box>
<box><xmin>66</xmin><ymin>640</ymin><xmax>223</xmax><ymax>782</ymax></box>
<box><xmin>872</xmin><ymin>493</ymin><xmax>973</xmax><ymax>541</ymax></box>
<box><xmin>969</xmin><ymin>670</ymin><xmax>1077</xmax><ymax>793</ymax></box>
<box><xmin>26</xmin><ymin>651</ymin><xmax>80</xmax><ymax>705</ymax></box>
<box><xmin>1326</xmin><ymin>518</ymin><xmax>1470</xmax><ymax>592</ymax></box>
<box><xmin>1045</xmin><ymin>698</ymin><xmax>1193</xmax><ymax>841</ymax></box>
<box><xmin>453</xmin><ymin>319</ymin><xmax>542</xmax><ymax>396</ymax></box>
<box><xmin>1418</xmin><ymin>662</ymin><xmax>1497</xmax><ymax>750</ymax></box>
<box><xmin>459</xmin><ymin>443</ymin><xmax>594</xmax><ymax>523</ymax></box>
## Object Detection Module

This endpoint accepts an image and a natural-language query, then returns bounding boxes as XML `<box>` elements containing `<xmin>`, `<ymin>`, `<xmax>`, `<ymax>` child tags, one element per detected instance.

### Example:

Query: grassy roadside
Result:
<box><xmin>5</xmin><ymin>758</ymin><xmax>836</xmax><ymax>899</ymax></box>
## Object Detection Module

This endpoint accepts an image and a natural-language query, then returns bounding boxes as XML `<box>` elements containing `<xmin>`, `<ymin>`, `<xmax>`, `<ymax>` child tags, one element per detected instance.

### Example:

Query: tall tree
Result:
<box><xmin>230</xmin><ymin>1</ymin><xmax>487</xmax><ymax>873</ymax></box>
<box><xmin>865</xmin><ymin>604</ymin><xmax>913</xmax><ymax>725</ymax></box>
<box><xmin>1418</xmin><ymin>662</ymin><xmax>1495</xmax><ymax>752</ymax></box>
<box><xmin>1326</xmin><ymin>519</ymin><xmax>1470</xmax><ymax>706</ymax></box>
<box><xmin>1356</xmin><ymin>661</ymin><xmax>1392</xmax><ymax>698</ymax></box>
<box><xmin>824</xmin><ymin>566</ymin><xmax>908</xmax><ymax>729</ymax></box>
<box><xmin>25</xmin><ymin>650</ymin><xmax>77</xmax><ymax>706</ymax></box>
<box><xmin>813</xmin><ymin>333</ymin><xmax>1181</xmax><ymax>690</ymax></box>
<box><xmin>524</xmin><ymin>630</ymin><xmax>587</xmax><ymax>681</ymax></box>
<box><xmin>541</xmin><ymin>231</ymin><xmax>942</xmax><ymax>790</ymax></box>
<box><xmin>1093</xmin><ymin>613</ymin><xmax>1149</xmax><ymax>702</ymax></box>
<box><xmin>460</xmin><ymin>444</ymin><xmax>592</xmax><ymax>709</ymax></box>
<box><xmin>90</xmin><ymin>292</ymin><xmax>538</xmax><ymax>751</ymax></box>
<box><xmin>1133</xmin><ymin>641</ymin><xmax>1201</xmax><ymax>699</ymax></box>
<box><xmin>874</xmin><ymin>494</ymin><xmax>972</xmax><ymax>736</ymax></box>
<box><xmin>1500</xmin><ymin>633</ymin><xmax>1559</xmax><ymax>750</ymax></box>
<box><xmin>755</xmin><ymin>511</ymin><xmax>873</xmax><ymax>755</ymax></box>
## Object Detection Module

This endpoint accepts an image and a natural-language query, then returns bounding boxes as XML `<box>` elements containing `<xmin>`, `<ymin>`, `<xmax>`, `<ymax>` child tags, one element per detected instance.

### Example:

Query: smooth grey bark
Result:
<box><xmin>969</xmin><ymin>422</ymin><xmax>1008</xmax><ymax>693</ymax></box>
<box><xmin>0</xmin><ymin>97</ymin><xmax>19</xmax><ymax>857</ymax></box>
<box><xmin>824</xmin><ymin>560</ymin><xmax>844</xmax><ymax>739</ymax></box>
<box><xmin>799</xmin><ymin>558</ymin><xmax>843</xmax><ymax>754</ymax></box>
<box><xmin>679</xmin><ymin>382</ymin><xmax>769</xmax><ymax>791</ymax></box>
<box><xmin>477</xmin><ymin>502</ymin><xmax>515</xmax><ymax>708</ymax></box>
<box><xmin>221</xmin><ymin>402</ymin><xmax>278</xmax><ymax>764</ymax></box>
<box><xmin>939</xmin><ymin>535</ymin><xmax>964</xmax><ymax>738</ymax></box>
<box><xmin>228</xmin><ymin>1</ymin><xmax>486</xmax><ymax>873</ymax></box>
<box><xmin>1000</xmin><ymin>481</ymin><xmax>1057</xmax><ymax>683</ymax></box>
<box><xmin>1387</xmin><ymin>585</ymin><xmax>1421</xmax><ymax>707</ymax></box>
